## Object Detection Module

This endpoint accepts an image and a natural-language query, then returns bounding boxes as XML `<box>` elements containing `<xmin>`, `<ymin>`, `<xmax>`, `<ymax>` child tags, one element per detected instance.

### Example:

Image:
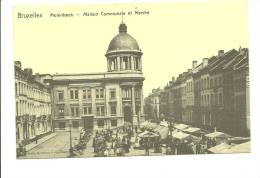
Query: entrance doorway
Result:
<box><xmin>124</xmin><ymin>106</ymin><xmax>132</xmax><ymax>124</ymax></box>
<box><xmin>82</xmin><ymin>116</ymin><xmax>94</xmax><ymax>130</ymax></box>
<box><xmin>58</xmin><ymin>122</ymin><xmax>65</xmax><ymax>130</ymax></box>
<box><xmin>72</xmin><ymin>121</ymin><xmax>79</xmax><ymax>128</ymax></box>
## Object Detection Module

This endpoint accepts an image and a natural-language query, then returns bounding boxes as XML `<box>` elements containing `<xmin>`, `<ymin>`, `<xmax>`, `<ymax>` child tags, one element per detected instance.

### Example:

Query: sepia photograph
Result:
<box><xmin>12</xmin><ymin>1</ymin><xmax>251</xmax><ymax>159</ymax></box>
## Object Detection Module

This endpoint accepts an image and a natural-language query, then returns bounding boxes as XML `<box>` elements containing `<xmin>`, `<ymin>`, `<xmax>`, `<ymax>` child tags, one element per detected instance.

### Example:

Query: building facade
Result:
<box><xmin>148</xmin><ymin>48</ymin><xmax>250</xmax><ymax>136</ymax></box>
<box><xmin>15</xmin><ymin>61</ymin><xmax>52</xmax><ymax>145</ymax></box>
<box><xmin>144</xmin><ymin>88</ymin><xmax>162</xmax><ymax>121</ymax></box>
<box><xmin>46</xmin><ymin>23</ymin><xmax>145</xmax><ymax>130</ymax></box>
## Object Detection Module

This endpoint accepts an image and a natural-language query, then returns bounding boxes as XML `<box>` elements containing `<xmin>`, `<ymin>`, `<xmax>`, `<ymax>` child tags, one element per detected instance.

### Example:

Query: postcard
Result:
<box><xmin>13</xmin><ymin>1</ymin><xmax>250</xmax><ymax>159</ymax></box>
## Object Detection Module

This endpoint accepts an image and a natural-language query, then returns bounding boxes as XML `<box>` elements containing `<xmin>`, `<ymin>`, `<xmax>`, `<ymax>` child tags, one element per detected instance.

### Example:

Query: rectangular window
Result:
<box><xmin>87</xmin><ymin>88</ymin><xmax>91</xmax><ymax>99</ymax></box>
<box><xmin>210</xmin><ymin>79</ymin><xmax>213</xmax><ymax>88</ymax></box>
<box><xmin>96</xmin><ymin>89</ymin><xmax>99</xmax><ymax>98</ymax></box>
<box><xmin>71</xmin><ymin>106</ymin><xmax>79</xmax><ymax>117</ymax></box>
<box><xmin>75</xmin><ymin>90</ymin><xmax>78</xmax><ymax>99</ymax></box>
<box><xmin>97</xmin><ymin>120</ymin><xmax>104</xmax><ymax>128</ymax></box>
<box><xmin>110</xmin><ymin>89</ymin><xmax>116</xmax><ymax>99</ymax></box>
<box><xmin>122</xmin><ymin>88</ymin><xmax>131</xmax><ymax>99</ymax></box>
<box><xmin>219</xmin><ymin>93</ymin><xmax>223</xmax><ymax>105</ymax></box>
<box><xmin>71</xmin><ymin>107</ymin><xmax>74</xmax><ymax>116</ymax></box>
<box><xmin>100</xmin><ymin>89</ymin><xmax>104</xmax><ymax>98</ymax></box>
<box><xmin>76</xmin><ymin>107</ymin><xmax>79</xmax><ymax>116</ymax></box>
<box><xmin>135</xmin><ymin>88</ymin><xmax>141</xmax><ymax>98</ymax></box>
<box><xmin>58</xmin><ymin>107</ymin><xmax>64</xmax><ymax>117</ymax></box>
<box><xmin>96</xmin><ymin>88</ymin><xmax>104</xmax><ymax>99</ymax></box>
<box><xmin>70</xmin><ymin>90</ymin><xmax>74</xmax><ymax>99</ymax></box>
<box><xmin>96</xmin><ymin>105</ymin><xmax>104</xmax><ymax>116</ymax></box>
<box><xmin>83</xmin><ymin>106</ymin><xmax>92</xmax><ymax>115</ymax></box>
<box><xmin>111</xmin><ymin>120</ymin><xmax>117</xmax><ymax>127</ymax></box>
<box><xmin>110</xmin><ymin>105</ymin><xmax>117</xmax><ymax>116</ymax></box>
<box><xmin>58</xmin><ymin>91</ymin><xmax>64</xmax><ymax>101</ymax></box>
<box><xmin>215</xmin><ymin>94</ymin><xmax>218</xmax><ymax>105</ymax></box>
<box><xmin>82</xmin><ymin>90</ymin><xmax>87</xmax><ymax>99</ymax></box>
<box><xmin>211</xmin><ymin>93</ymin><xmax>214</xmax><ymax>105</ymax></box>
<box><xmin>70</xmin><ymin>90</ymin><xmax>79</xmax><ymax>100</ymax></box>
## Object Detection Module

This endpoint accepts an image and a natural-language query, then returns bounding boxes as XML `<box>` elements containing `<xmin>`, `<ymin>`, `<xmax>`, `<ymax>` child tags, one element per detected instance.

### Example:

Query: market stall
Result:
<box><xmin>173</xmin><ymin>124</ymin><xmax>189</xmax><ymax>131</ymax></box>
<box><xmin>154</xmin><ymin>125</ymin><xmax>169</xmax><ymax>140</ymax></box>
<box><xmin>220</xmin><ymin>141</ymin><xmax>250</xmax><ymax>154</ymax></box>
<box><xmin>207</xmin><ymin>142</ymin><xmax>232</xmax><ymax>154</ymax></box>
<box><xmin>172</xmin><ymin>131</ymin><xmax>191</xmax><ymax>140</ymax></box>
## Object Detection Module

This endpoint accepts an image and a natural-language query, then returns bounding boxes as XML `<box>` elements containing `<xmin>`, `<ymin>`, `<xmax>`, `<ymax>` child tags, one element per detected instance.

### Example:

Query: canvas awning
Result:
<box><xmin>183</xmin><ymin>127</ymin><xmax>201</xmax><ymax>133</ymax></box>
<box><xmin>173</xmin><ymin>124</ymin><xmax>189</xmax><ymax>131</ymax></box>
<box><xmin>205</xmin><ymin>131</ymin><xmax>232</xmax><ymax>139</ymax></box>
<box><xmin>172</xmin><ymin>131</ymin><xmax>190</xmax><ymax>140</ymax></box>
<box><xmin>138</xmin><ymin>131</ymin><xmax>159</xmax><ymax>138</ymax></box>
<box><xmin>220</xmin><ymin>141</ymin><xmax>250</xmax><ymax>154</ymax></box>
<box><xmin>208</xmin><ymin>143</ymin><xmax>232</xmax><ymax>153</ymax></box>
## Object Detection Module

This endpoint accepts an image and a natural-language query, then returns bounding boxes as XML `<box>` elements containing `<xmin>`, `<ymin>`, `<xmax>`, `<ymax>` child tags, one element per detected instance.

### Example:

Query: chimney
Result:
<box><xmin>192</xmin><ymin>60</ymin><xmax>198</xmax><ymax>69</ymax></box>
<box><xmin>172</xmin><ymin>77</ymin><xmax>175</xmax><ymax>83</ymax></box>
<box><xmin>24</xmin><ymin>68</ymin><xmax>33</xmax><ymax>76</ymax></box>
<box><xmin>202</xmin><ymin>58</ymin><xmax>208</xmax><ymax>67</ymax></box>
<box><xmin>218</xmin><ymin>50</ymin><xmax>224</xmax><ymax>57</ymax></box>
<box><xmin>14</xmin><ymin>61</ymin><xmax>22</xmax><ymax>69</ymax></box>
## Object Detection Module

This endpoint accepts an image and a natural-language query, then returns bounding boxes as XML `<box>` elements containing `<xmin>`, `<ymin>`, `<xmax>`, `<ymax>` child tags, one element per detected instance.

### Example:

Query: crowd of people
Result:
<box><xmin>92</xmin><ymin>126</ymin><xmax>134</xmax><ymax>157</ymax></box>
<box><xmin>72</xmin><ymin>123</ymin><xmax>219</xmax><ymax>157</ymax></box>
<box><xmin>164</xmin><ymin>135</ymin><xmax>217</xmax><ymax>155</ymax></box>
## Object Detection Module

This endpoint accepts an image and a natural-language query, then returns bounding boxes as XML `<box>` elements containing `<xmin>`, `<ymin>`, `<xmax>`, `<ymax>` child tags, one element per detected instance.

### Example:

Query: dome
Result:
<box><xmin>107</xmin><ymin>23</ymin><xmax>140</xmax><ymax>53</ymax></box>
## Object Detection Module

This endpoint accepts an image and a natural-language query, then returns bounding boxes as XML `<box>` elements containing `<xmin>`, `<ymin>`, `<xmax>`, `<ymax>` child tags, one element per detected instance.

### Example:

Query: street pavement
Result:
<box><xmin>20</xmin><ymin>130</ymin><xmax>81</xmax><ymax>159</ymax></box>
<box><xmin>20</xmin><ymin>130</ymin><xmax>166</xmax><ymax>159</ymax></box>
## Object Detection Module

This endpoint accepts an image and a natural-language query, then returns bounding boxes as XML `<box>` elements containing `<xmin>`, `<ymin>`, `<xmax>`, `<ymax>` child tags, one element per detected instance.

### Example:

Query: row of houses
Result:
<box><xmin>145</xmin><ymin>48</ymin><xmax>250</xmax><ymax>137</ymax></box>
<box><xmin>15</xmin><ymin>61</ymin><xmax>52</xmax><ymax>145</ymax></box>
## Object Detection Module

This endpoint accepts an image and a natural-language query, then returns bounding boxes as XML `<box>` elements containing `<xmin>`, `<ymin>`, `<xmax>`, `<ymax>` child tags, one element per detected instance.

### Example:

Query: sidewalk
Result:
<box><xmin>25</xmin><ymin>132</ymin><xmax>57</xmax><ymax>151</ymax></box>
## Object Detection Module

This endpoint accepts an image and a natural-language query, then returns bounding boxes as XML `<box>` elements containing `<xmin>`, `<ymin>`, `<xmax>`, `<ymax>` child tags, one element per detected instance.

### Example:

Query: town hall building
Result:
<box><xmin>45</xmin><ymin>22</ymin><xmax>145</xmax><ymax>130</ymax></box>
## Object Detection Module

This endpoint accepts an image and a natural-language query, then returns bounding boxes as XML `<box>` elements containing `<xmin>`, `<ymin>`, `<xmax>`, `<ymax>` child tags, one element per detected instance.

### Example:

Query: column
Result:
<box><xmin>117</xmin><ymin>57</ymin><xmax>120</xmax><ymax>71</ymax></box>
<box><xmin>120</xmin><ymin>57</ymin><xmax>123</xmax><ymax>70</ymax></box>
<box><xmin>131</xmin><ymin>56</ymin><xmax>134</xmax><ymax>70</ymax></box>
<box><xmin>107</xmin><ymin>58</ymin><xmax>110</xmax><ymax>71</ymax></box>
<box><xmin>140</xmin><ymin>87</ymin><xmax>144</xmax><ymax>123</ymax></box>
<box><xmin>128</xmin><ymin>57</ymin><xmax>131</xmax><ymax>70</ymax></box>
<box><xmin>131</xmin><ymin>86</ymin><xmax>138</xmax><ymax>126</ymax></box>
<box><xmin>139</xmin><ymin>58</ymin><xmax>142</xmax><ymax>71</ymax></box>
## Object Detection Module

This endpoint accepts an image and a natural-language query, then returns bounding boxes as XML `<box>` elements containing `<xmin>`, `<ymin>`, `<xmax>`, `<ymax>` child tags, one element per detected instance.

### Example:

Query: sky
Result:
<box><xmin>13</xmin><ymin>0</ymin><xmax>248</xmax><ymax>97</ymax></box>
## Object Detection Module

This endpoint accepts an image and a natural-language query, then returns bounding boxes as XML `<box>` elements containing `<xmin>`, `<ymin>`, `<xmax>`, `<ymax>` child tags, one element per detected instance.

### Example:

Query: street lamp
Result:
<box><xmin>169</xmin><ymin>121</ymin><xmax>173</xmax><ymax>136</ymax></box>
<box><xmin>68</xmin><ymin>123</ymin><xmax>74</xmax><ymax>157</ymax></box>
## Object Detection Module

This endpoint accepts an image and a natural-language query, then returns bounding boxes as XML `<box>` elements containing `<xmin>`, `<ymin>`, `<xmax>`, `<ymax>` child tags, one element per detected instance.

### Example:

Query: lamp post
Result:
<box><xmin>68</xmin><ymin>123</ymin><xmax>74</xmax><ymax>157</ymax></box>
<box><xmin>169</xmin><ymin>121</ymin><xmax>173</xmax><ymax>136</ymax></box>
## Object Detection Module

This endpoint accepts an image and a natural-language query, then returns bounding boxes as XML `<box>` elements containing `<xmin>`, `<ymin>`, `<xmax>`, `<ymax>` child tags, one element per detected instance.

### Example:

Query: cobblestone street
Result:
<box><xmin>20</xmin><ymin>130</ymin><xmax>81</xmax><ymax>159</ymax></box>
<box><xmin>20</xmin><ymin>130</ymin><xmax>167</xmax><ymax>159</ymax></box>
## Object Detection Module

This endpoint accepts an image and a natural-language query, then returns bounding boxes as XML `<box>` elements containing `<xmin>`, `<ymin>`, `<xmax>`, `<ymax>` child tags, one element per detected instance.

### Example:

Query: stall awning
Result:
<box><xmin>208</xmin><ymin>143</ymin><xmax>232</xmax><ymax>153</ymax></box>
<box><xmin>172</xmin><ymin>131</ymin><xmax>190</xmax><ymax>140</ymax></box>
<box><xmin>205</xmin><ymin>131</ymin><xmax>232</xmax><ymax>139</ymax></box>
<box><xmin>138</xmin><ymin>131</ymin><xmax>159</xmax><ymax>138</ymax></box>
<box><xmin>183</xmin><ymin>127</ymin><xmax>201</xmax><ymax>133</ymax></box>
<box><xmin>220</xmin><ymin>141</ymin><xmax>250</xmax><ymax>154</ymax></box>
<box><xmin>173</xmin><ymin>124</ymin><xmax>189</xmax><ymax>131</ymax></box>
